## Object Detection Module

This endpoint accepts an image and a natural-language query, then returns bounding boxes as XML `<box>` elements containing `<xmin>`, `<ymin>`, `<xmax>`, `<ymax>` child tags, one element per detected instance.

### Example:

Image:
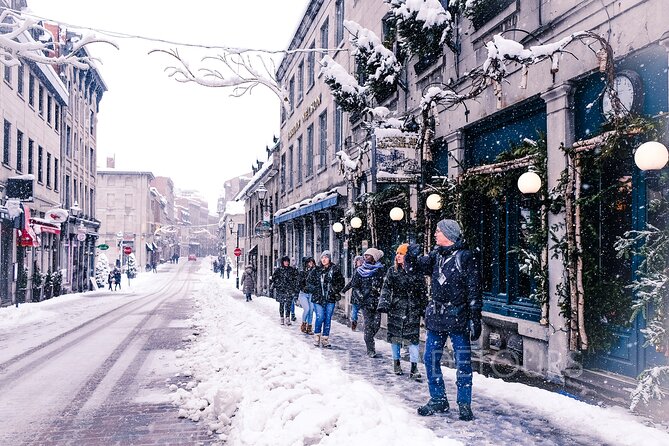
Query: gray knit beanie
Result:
<box><xmin>320</xmin><ymin>250</ymin><xmax>332</xmax><ymax>261</ymax></box>
<box><xmin>437</xmin><ymin>219</ymin><xmax>462</xmax><ymax>242</ymax></box>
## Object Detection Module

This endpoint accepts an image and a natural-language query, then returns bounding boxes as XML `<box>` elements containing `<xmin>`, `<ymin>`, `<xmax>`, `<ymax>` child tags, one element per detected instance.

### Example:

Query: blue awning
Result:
<box><xmin>274</xmin><ymin>194</ymin><xmax>339</xmax><ymax>225</ymax></box>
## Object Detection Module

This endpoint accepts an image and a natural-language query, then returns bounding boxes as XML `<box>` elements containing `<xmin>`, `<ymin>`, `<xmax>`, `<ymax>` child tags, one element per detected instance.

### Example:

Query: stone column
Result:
<box><xmin>541</xmin><ymin>82</ymin><xmax>575</xmax><ymax>383</ymax></box>
<box><xmin>446</xmin><ymin>130</ymin><xmax>464</xmax><ymax>179</ymax></box>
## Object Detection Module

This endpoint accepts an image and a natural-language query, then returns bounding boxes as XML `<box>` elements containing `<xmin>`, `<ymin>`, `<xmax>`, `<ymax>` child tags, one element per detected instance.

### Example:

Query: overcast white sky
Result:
<box><xmin>27</xmin><ymin>0</ymin><xmax>311</xmax><ymax>213</ymax></box>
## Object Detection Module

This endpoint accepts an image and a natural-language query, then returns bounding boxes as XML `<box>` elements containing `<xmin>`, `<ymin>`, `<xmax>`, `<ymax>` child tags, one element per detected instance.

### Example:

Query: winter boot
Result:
<box><xmin>300</xmin><ymin>322</ymin><xmax>307</xmax><ymax>333</ymax></box>
<box><xmin>313</xmin><ymin>334</ymin><xmax>321</xmax><ymax>347</ymax></box>
<box><xmin>320</xmin><ymin>336</ymin><xmax>331</xmax><ymax>348</ymax></box>
<box><xmin>351</xmin><ymin>320</ymin><xmax>357</xmax><ymax>331</ymax></box>
<box><xmin>291</xmin><ymin>314</ymin><xmax>297</xmax><ymax>322</ymax></box>
<box><xmin>286</xmin><ymin>317</ymin><xmax>292</xmax><ymax>326</ymax></box>
<box><xmin>280</xmin><ymin>317</ymin><xmax>285</xmax><ymax>325</ymax></box>
<box><xmin>458</xmin><ymin>404</ymin><xmax>474</xmax><ymax>421</ymax></box>
<box><xmin>306</xmin><ymin>324</ymin><xmax>314</xmax><ymax>335</ymax></box>
<box><xmin>367</xmin><ymin>350</ymin><xmax>378</xmax><ymax>358</ymax></box>
<box><xmin>409</xmin><ymin>362</ymin><xmax>422</xmax><ymax>381</ymax></box>
<box><xmin>393</xmin><ymin>359</ymin><xmax>404</xmax><ymax>375</ymax></box>
<box><xmin>417</xmin><ymin>398</ymin><xmax>449</xmax><ymax>416</ymax></box>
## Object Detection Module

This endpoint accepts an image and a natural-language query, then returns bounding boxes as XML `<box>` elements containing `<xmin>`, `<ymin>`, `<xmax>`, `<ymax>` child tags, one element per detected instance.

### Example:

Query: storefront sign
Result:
<box><xmin>374</xmin><ymin>130</ymin><xmax>420</xmax><ymax>182</ymax></box>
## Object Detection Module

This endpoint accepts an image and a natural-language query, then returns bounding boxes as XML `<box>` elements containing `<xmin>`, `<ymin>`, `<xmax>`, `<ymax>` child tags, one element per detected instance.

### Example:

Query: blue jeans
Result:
<box><xmin>298</xmin><ymin>292</ymin><xmax>314</xmax><ymax>324</ymax></box>
<box><xmin>391</xmin><ymin>343</ymin><xmax>420</xmax><ymax>363</ymax></box>
<box><xmin>424</xmin><ymin>330</ymin><xmax>472</xmax><ymax>405</ymax></box>
<box><xmin>313</xmin><ymin>302</ymin><xmax>335</xmax><ymax>336</ymax></box>
<box><xmin>350</xmin><ymin>303</ymin><xmax>359</xmax><ymax>322</ymax></box>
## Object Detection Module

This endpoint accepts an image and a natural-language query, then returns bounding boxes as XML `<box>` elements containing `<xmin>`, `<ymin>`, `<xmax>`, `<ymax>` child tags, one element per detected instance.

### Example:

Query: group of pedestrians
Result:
<box><xmin>245</xmin><ymin>218</ymin><xmax>482</xmax><ymax>421</ymax></box>
<box><xmin>107</xmin><ymin>267</ymin><xmax>122</xmax><ymax>291</ymax></box>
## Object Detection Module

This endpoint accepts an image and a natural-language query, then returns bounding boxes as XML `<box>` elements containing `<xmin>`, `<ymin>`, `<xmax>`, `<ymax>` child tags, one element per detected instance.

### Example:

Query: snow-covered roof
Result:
<box><xmin>225</xmin><ymin>200</ymin><xmax>246</xmax><ymax>216</ymax></box>
<box><xmin>233</xmin><ymin>157</ymin><xmax>276</xmax><ymax>201</ymax></box>
<box><xmin>274</xmin><ymin>186</ymin><xmax>346</xmax><ymax>217</ymax></box>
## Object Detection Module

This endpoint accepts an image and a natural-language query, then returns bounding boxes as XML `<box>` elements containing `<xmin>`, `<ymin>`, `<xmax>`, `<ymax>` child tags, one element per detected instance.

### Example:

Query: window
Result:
<box><xmin>17</xmin><ymin>64</ymin><xmax>23</xmax><ymax>96</ymax></box>
<box><xmin>38</xmin><ymin>85</ymin><xmax>44</xmax><ymax>116</ymax></box>
<box><xmin>297</xmin><ymin>62</ymin><xmax>304</xmax><ymax>104</ymax></box>
<box><xmin>37</xmin><ymin>146</ymin><xmax>43</xmax><ymax>183</ymax></box>
<box><xmin>306</xmin><ymin>124</ymin><xmax>314</xmax><ymax>177</ymax></box>
<box><xmin>468</xmin><ymin>0</ymin><xmax>515</xmax><ymax>29</ymax></box>
<box><xmin>335</xmin><ymin>0</ymin><xmax>345</xmax><ymax>45</ymax></box>
<box><xmin>54</xmin><ymin>157</ymin><xmax>59</xmax><ymax>190</ymax></box>
<box><xmin>125</xmin><ymin>193</ymin><xmax>133</xmax><ymax>207</ymax></box>
<box><xmin>28</xmin><ymin>73</ymin><xmax>35</xmax><ymax>107</ymax></box>
<box><xmin>320</xmin><ymin>19</ymin><xmax>329</xmax><ymax>59</ymax></box>
<box><xmin>27</xmin><ymin>139</ymin><xmax>34</xmax><ymax>174</ymax></box>
<box><xmin>47</xmin><ymin>95</ymin><xmax>53</xmax><ymax>125</ymax></box>
<box><xmin>46</xmin><ymin>153</ymin><xmax>52</xmax><ymax>187</ymax></box>
<box><xmin>3</xmin><ymin>120</ymin><xmax>11</xmax><ymax>165</ymax></box>
<box><xmin>65</xmin><ymin>175</ymin><xmax>70</xmax><ymax>209</ymax></box>
<box><xmin>73</xmin><ymin>179</ymin><xmax>78</xmax><ymax>203</ymax></box>
<box><xmin>54</xmin><ymin>104</ymin><xmax>60</xmax><ymax>132</ymax></box>
<box><xmin>16</xmin><ymin>130</ymin><xmax>23</xmax><ymax>172</ymax></box>
<box><xmin>90</xmin><ymin>110</ymin><xmax>94</xmax><ymax>134</ymax></box>
<box><xmin>334</xmin><ymin>106</ymin><xmax>343</xmax><ymax>155</ymax></box>
<box><xmin>289</xmin><ymin>76</ymin><xmax>295</xmax><ymax>113</ymax></box>
<box><xmin>308</xmin><ymin>41</ymin><xmax>315</xmax><ymax>88</ymax></box>
<box><xmin>318</xmin><ymin>110</ymin><xmax>328</xmax><ymax>168</ymax></box>
<box><xmin>297</xmin><ymin>136</ymin><xmax>303</xmax><ymax>184</ymax></box>
<box><xmin>3</xmin><ymin>62</ymin><xmax>10</xmax><ymax>84</ymax></box>
<box><xmin>280</xmin><ymin>154</ymin><xmax>286</xmax><ymax>193</ymax></box>
<box><xmin>90</xmin><ymin>147</ymin><xmax>94</xmax><ymax>171</ymax></box>
<box><xmin>66</xmin><ymin>126</ymin><xmax>71</xmax><ymax>156</ymax></box>
<box><xmin>288</xmin><ymin>145</ymin><xmax>294</xmax><ymax>189</ymax></box>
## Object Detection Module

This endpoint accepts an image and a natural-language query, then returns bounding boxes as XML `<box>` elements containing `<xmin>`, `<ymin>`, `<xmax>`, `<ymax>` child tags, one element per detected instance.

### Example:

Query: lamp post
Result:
<box><xmin>69</xmin><ymin>201</ymin><xmax>81</xmax><ymax>291</ymax></box>
<box><xmin>389</xmin><ymin>207</ymin><xmax>404</xmax><ymax>246</ymax></box>
<box><xmin>228</xmin><ymin>219</ymin><xmax>241</xmax><ymax>289</ymax></box>
<box><xmin>255</xmin><ymin>183</ymin><xmax>270</xmax><ymax>292</ymax></box>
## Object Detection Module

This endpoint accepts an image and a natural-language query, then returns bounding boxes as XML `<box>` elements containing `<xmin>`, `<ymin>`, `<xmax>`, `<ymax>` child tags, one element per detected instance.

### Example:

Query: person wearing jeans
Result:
<box><xmin>348</xmin><ymin>256</ymin><xmax>364</xmax><ymax>331</ymax></box>
<box><xmin>405</xmin><ymin>219</ymin><xmax>482</xmax><ymax>421</ymax></box>
<box><xmin>298</xmin><ymin>257</ymin><xmax>316</xmax><ymax>334</ymax></box>
<box><xmin>306</xmin><ymin>251</ymin><xmax>344</xmax><ymax>348</ymax></box>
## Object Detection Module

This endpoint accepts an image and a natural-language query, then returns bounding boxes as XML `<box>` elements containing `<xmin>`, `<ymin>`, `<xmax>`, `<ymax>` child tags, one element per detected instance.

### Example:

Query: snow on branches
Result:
<box><xmin>384</xmin><ymin>0</ymin><xmax>456</xmax><ymax>56</ymax></box>
<box><xmin>0</xmin><ymin>9</ymin><xmax>117</xmax><ymax>70</ymax></box>
<box><xmin>319</xmin><ymin>55</ymin><xmax>367</xmax><ymax>114</ymax></box>
<box><xmin>630</xmin><ymin>366</ymin><xmax>669</xmax><ymax>411</ymax></box>
<box><xmin>150</xmin><ymin>49</ymin><xmax>291</xmax><ymax>112</ymax></box>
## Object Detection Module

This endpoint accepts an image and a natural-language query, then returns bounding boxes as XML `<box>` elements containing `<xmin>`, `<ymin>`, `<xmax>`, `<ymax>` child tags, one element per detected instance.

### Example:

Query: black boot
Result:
<box><xmin>417</xmin><ymin>398</ymin><xmax>449</xmax><ymax>416</ymax></box>
<box><xmin>393</xmin><ymin>359</ymin><xmax>403</xmax><ymax>375</ymax></box>
<box><xmin>409</xmin><ymin>362</ymin><xmax>421</xmax><ymax>380</ymax></box>
<box><xmin>458</xmin><ymin>403</ymin><xmax>474</xmax><ymax>421</ymax></box>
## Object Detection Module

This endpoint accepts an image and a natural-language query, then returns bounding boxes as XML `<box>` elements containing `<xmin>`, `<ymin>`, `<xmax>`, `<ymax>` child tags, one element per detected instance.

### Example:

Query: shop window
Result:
<box><xmin>468</xmin><ymin>0</ymin><xmax>514</xmax><ymax>30</ymax></box>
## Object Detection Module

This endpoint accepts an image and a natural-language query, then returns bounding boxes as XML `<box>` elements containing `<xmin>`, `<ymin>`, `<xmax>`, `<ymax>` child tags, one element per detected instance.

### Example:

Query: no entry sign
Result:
<box><xmin>234</xmin><ymin>247</ymin><xmax>242</xmax><ymax>257</ymax></box>
<box><xmin>123</xmin><ymin>246</ymin><xmax>132</xmax><ymax>255</ymax></box>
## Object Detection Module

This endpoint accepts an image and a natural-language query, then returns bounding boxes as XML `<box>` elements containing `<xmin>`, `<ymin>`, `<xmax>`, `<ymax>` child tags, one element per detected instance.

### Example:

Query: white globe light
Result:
<box><xmin>350</xmin><ymin>217</ymin><xmax>363</xmax><ymax>229</ymax></box>
<box><xmin>426</xmin><ymin>193</ymin><xmax>443</xmax><ymax>210</ymax></box>
<box><xmin>635</xmin><ymin>141</ymin><xmax>669</xmax><ymax>171</ymax></box>
<box><xmin>389</xmin><ymin>207</ymin><xmax>404</xmax><ymax>221</ymax></box>
<box><xmin>332</xmin><ymin>222</ymin><xmax>343</xmax><ymax>233</ymax></box>
<box><xmin>517</xmin><ymin>171</ymin><xmax>542</xmax><ymax>194</ymax></box>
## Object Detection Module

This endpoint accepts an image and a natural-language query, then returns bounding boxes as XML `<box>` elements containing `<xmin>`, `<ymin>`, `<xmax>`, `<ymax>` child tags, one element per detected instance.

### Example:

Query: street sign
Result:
<box><xmin>123</xmin><ymin>246</ymin><xmax>132</xmax><ymax>255</ymax></box>
<box><xmin>97</xmin><ymin>244</ymin><xmax>109</xmax><ymax>250</ymax></box>
<box><xmin>233</xmin><ymin>247</ymin><xmax>242</xmax><ymax>257</ymax></box>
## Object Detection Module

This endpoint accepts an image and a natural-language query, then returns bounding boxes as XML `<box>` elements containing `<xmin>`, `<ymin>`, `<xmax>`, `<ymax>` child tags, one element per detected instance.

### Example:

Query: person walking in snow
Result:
<box><xmin>270</xmin><ymin>256</ymin><xmax>299</xmax><ymax>325</ymax></box>
<box><xmin>377</xmin><ymin>243</ymin><xmax>428</xmax><ymax>379</ymax></box>
<box><xmin>405</xmin><ymin>219</ymin><xmax>482</xmax><ymax>421</ymax></box>
<box><xmin>307</xmin><ymin>250</ymin><xmax>344</xmax><ymax>348</ymax></box>
<box><xmin>113</xmin><ymin>267</ymin><xmax>122</xmax><ymax>291</ymax></box>
<box><xmin>348</xmin><ymin>255</ymin><xmax>364</xmax><ymax>331</ymax></box>
<box><xmin>297</xmin><ymin>257</ymin><xmax>316</xmax><ymax>334</ymax></box>
<box><xmin>341</xmin><ymin>247</ymin><xmax>385</xmax><ymax>357</ymax></box>
<box><xmin>226</xmin><ymin>263</ymin><xmax>232</xmax><ymax>279</ymax></box>
<box><xmin>240</xmin><ymin>265</ymin><xmax>256</xmax><ymax>302</ymax></box>
<box><xmin>108</xmin><ymin>271</ymin><xmax>114</xmax><ymax>291</ymax></box>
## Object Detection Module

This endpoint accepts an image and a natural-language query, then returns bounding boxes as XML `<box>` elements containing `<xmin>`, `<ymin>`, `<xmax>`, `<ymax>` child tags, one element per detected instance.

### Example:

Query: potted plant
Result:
<box><xmin>16</xmin><ymin>265</ymin><xmax>28</xmax><ymax>304</ymax></box>
<box><xmin>31</xmin><ymin>265</ymin><xmax>43</xmax><ymax>302</ymax></box>
<box><xmin>52</xmin><ymin>270</ymin><xmax>63</xmax><ymax>297</ymax></box>
<box><xmin>43</xmin><ymin>269</ymin><xmax>54</xmax><ymax>299</ymax></box>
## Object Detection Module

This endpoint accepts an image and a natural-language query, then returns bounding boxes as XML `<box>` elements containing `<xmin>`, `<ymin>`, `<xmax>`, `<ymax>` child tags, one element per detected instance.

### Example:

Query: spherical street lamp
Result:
<box><xmin>332</xmin><ymin>222</ymin><xmax>344</xmax><ymax>233</ymax></box>
<box><xmin>389</xmin><ymin>207</ymin><xmax>404</xmax><ymax>221</ymax></box>
<box><xmin>634</xmin><ymin>141</ymin><xmax>669</xmax><ymax>171</ymax></box>
<box><xmin>517</xmin><ymin>171</ymin><xmax>542</xmax><ymax>194</ymax></box>
<box><xmin>426</xmin><ymin>193</ymin><xmax>443</xmax><ymax>210</ymax></box>
<box><xmin>350</xmin><ymin>216</ymin><xmax>363</xmax><ymax>229</ymax></box>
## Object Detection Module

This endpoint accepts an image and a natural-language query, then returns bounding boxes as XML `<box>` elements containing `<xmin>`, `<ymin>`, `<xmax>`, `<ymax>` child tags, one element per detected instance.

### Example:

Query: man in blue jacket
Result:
<box><xmin>406</xmin><ymin>219</ymin><xmax>482</xmax><ymax>421</ymax></box>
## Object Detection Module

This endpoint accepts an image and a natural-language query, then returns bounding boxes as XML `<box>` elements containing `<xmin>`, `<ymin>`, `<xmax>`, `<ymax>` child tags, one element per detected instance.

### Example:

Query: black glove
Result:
<box><xmin>470</xmin><ymin>316</ymin><xmax>482</xmax><ymax>342</ymax></box>
<box><xmin>404</xmin><ymin>243</ymin><xmax>422</xmax><ymax>269</ymax></box>
<box><xmin>376</xmin><ymin>303</ymin><xmax>389</xmax><ymax>313</ymax></box>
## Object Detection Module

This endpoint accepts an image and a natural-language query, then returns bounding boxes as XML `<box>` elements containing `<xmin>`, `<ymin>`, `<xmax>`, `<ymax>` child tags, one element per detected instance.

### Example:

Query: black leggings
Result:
<box><xmin>279</xmin><ymin>301</ymin><xmax>291</xmax><ymax>317</ymax></box>
<box><xmin>362</xmin><ymin>307</ymin><xmax>381</xmax><ymax>353</ymax></box>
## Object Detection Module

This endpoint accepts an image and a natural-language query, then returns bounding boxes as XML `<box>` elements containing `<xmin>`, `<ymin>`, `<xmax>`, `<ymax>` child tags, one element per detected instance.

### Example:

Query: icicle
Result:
<box><xmin>520</xmin><ymin>65</ymin><xmax>528</xmax><ymax>89</ymax></box>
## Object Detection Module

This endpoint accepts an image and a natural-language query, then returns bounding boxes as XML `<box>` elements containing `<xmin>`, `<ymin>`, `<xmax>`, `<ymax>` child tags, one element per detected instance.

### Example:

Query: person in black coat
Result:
<box><xmin>341</xmin><ymin>247</ymin><xmax>385</xmax><ymax>357</ymax></box>
<box><xmin>270</xmin><ymin>256</ymin><xmax>299</xmax><ymax>325</ymax></box>
<box><xmin>405</xmin><ymin>219</ymin><xmax>482</xmax><ymax>422</ymax></box>
<box><xmin>377</xmin><ymin>243</ymin><xmax>428</xmax><ymax>379</ymax></box>
<box><xmin>307</xmin><ymin>251</ymin><xmax>345</xmax><ymax>348</ymax></box>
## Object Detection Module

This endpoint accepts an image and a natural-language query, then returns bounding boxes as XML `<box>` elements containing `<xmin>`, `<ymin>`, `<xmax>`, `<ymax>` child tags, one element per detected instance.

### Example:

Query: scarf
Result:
<box><xmin>357</xmin><ymin>261</ymin><xmax>384</xmax><ymax>278</ymax></box>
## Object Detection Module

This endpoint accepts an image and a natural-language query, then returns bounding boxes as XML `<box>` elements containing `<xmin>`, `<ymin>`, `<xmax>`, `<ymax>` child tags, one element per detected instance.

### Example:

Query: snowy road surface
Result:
<box><xmin>0</xmin><ymin>259</ymin><xmax>668</xmax><ymax>445</ymax></box>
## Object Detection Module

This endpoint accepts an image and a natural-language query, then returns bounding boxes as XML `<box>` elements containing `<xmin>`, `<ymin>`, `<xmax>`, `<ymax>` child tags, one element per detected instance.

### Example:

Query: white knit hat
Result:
<box><xmin>363</xmin><ymin>247</ymin><xmax>384</xmax><ymax>263</ymax></box>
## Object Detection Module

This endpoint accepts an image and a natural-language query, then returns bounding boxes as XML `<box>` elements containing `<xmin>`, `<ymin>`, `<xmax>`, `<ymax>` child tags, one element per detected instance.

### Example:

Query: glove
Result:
<box><xmin>404</xmin><ymin>243</ymin><xmax>422</xmax><ymax>269</ymax></box>
<box><xmin>470</xmin><ymin>316</ymin><xmax>482</xmax><ymax>342</ymax></box>
<box><xmin>376</xmin><ymin>303</ymin><xmax>389</xmax><ymax>313</ymax></box>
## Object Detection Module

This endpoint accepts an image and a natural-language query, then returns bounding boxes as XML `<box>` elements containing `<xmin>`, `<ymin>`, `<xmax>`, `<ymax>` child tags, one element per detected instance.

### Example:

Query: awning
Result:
<box><xmin>30</xmin><ymin>218</ymin><xmax>61</xmax><ymax>235</ymax></box>
<box><xmin>18</xmin><ymin>207</ymin><xmax>38</xmax><ymax>247</ymax></box>
<box><xmin>145</xmin><ymin>242</ymin><xmax>154</xmax><ymax>251</ymax></box>
<box><xmin>274</xmin><ymin>194</ymin><xmax>339</xmax><ymax>225</ymax></box>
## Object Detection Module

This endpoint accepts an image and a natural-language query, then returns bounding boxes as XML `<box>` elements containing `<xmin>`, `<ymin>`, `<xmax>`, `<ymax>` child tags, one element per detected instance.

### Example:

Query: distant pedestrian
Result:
<box><xmin>347</xmin><ymin>256</ymin><xmax>364</xmax><ymax>331</ymax></box>
<box><xmin>108</xmin><ymin>271</ymin><xmax>114</xmax><ymax>291</ymax></box>
<box><xmin>297</xmin><ymin>257</ymin><xmax>316</xmax><ymax>334</ymax></box>
<box><xmin>213</xmin><ymin>259</ymin><xmax>219</xmax><ymax>273</ymax></box>
<box><xmin>270</xmin><ymin>256</ymin><xmax>299</xmax><ymax>325</ymax></box>
<box><xmin>341</xmin><ymin>247</ymin><xmax>385</xmax><ymax>357</ymax></box>
<box><xmin>308</xmin><ymin>251</ymin><xmax>344</xmax><ymax>348</ymax></box>
<box><xmin>226</xmin><ymin>264</ymin><xmax>232</xmax><ymax>279</ymax></box>
<box><xmin>240</xmin><ymin>265</ymin><xmax>255</xmax><ymax>302</ymax></box>
<box><xmin>113</xmin><ymin>268</ymin><xmax>122</xmax><ymax>291</ymax></box>
<box><xmin>406</xmin><ymin>219</ymin><xmax>482</xmax><ymax>421</ymax></box>
<box><xmin>377</xmin><ymin>243</ymin><xmax>428</xmax><ymax>379</ymax></box>
<box><xmin>151</xmin><ymin>261</ymin><xmax>157</xmax><ymax>273</ymax></box>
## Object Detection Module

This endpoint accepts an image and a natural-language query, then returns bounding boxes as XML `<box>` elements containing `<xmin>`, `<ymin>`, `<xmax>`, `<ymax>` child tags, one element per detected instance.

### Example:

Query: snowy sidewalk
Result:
<box><xmin>172</xmin><ymin>271</ymin><xmax>669</xmax><ymax>446</ymax></box>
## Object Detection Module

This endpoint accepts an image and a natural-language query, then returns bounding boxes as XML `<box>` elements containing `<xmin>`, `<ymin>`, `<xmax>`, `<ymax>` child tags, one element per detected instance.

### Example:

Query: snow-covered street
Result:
<box><xmin>1</xmin><ymin>259</ymin><xmax>668</xmax><ymax>446</ymax></box>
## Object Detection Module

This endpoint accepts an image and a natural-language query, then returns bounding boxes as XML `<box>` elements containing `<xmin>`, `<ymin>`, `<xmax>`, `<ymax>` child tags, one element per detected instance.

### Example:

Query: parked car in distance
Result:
<box><xmin>188</xmin><ymin>254</ymin><xmax>197</xmax><ymax>261</ymax></box>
